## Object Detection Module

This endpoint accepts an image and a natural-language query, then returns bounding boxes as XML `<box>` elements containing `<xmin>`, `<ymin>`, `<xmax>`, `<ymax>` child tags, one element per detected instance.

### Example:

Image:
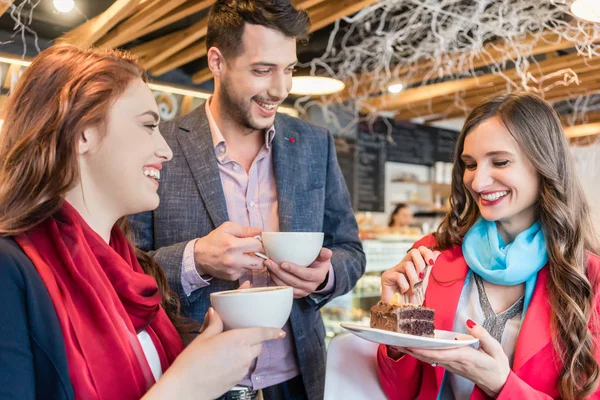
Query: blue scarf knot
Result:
<box><xmin>462</xmin><ymin>218</ymin><xmax>548</xmax><ymax>315</ymax></box>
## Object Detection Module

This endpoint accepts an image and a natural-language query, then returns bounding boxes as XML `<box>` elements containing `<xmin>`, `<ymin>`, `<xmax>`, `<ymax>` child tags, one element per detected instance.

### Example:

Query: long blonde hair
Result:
<box><xmin>436</xmin><ymin>92</ymin><xmax>600</xmax><ymax>399</ymax></box>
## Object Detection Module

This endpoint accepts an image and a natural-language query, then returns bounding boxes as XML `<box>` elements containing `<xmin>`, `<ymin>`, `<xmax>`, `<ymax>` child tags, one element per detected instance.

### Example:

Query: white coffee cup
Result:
<box><xmin>254</xmin><ymin>232</ymin><xmax>324</xmax><ymax>267</ymax></box>
<box><xmin>210</xmin><ymin>286</ymin><xmax>293</xmax><ymax>330</ymax></box>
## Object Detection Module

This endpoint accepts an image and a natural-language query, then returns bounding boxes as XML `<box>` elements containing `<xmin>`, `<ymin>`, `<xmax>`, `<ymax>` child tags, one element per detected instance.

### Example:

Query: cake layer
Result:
<box><xmin>370</xmin><ymin>301</ymin><xmax>435</xmax><ymax>337</ymax></box>
<box><xmin>370</xmin><ymin>302</ymin><xmax>434</xmax><ymax>320</ymax></box>
<box><xmin>397</xmin><ymin>320</ymin><xmax>435</xmax><ymax>337</ymax></box>
<box><xmin>370</xmin><ymin>310</ymin><xmax>396</xmax><ymax>332</ymax></box>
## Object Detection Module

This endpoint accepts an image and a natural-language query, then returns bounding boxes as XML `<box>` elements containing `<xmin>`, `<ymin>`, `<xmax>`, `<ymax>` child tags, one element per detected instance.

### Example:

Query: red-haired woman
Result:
<box><xmin>0</xmin><ymin>44</ymin><xmax>284</xmax><ymax>400</ymax></box>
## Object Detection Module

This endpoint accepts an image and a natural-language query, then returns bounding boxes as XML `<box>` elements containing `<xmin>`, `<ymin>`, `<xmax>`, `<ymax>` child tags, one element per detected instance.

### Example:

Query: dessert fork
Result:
<box><xmin>402</xmin><ymin>266</ymin><xmax>429</xmax><ymax>305</ymax></box>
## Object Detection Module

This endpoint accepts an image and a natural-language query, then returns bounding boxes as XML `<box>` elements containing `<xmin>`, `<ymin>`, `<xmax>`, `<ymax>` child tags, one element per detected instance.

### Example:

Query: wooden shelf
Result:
<box><xmin>431</xmin><ymin>183</ymin><xmax>452</xmax><ymax>194</ymax></box>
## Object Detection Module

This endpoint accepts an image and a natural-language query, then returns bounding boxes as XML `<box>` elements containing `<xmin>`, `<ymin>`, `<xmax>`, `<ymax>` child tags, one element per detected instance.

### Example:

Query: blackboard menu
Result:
<box><xmin>334</xmin><ymin>137</ymin><xmax>357</xmax><ymax>209</ymax></box>
<box><xmin>333</xmin><ymin>118</ymin><xmax>459</xmax><ymax>212</ymax></box>
<box><xmin>435</xmin><ymin>128</ymin><xmax>460</xmax><ymax>163</ymax></box>
<box><xmin>387</xmin><ymin>121</ymin><xmax>436</xmax><ymax>165</ymax></box>
<box><xmin>363</xmin><ymin>117</ymin><xmax>460</xmax><ymax>165</ymax></box>
<box><xmin>357</xmin><ymin>129</ymin><xmax>386</xmax><ymax>212</ymax></box>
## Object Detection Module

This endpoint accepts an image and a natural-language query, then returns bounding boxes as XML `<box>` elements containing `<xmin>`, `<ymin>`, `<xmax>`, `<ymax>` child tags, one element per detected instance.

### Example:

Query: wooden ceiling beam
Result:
<box><xmin>150</xmin><ymin>41</ymin><xmax>207</xmax><ymax>76</ymax></box>
<box><xmin>337</xmin><ymin>25</ymin><xmax>599</xmax><ymax>101</ymax></box>
<box><xmin>366</xmin><ymin>53</ymin><xmax>600</xmax><ymax>112</ymax></box>
<box><xmin>454</xmin><ymin>68</ymin><xmax>600</xmax><ymax>105</ymax></box>
<box><xmin>126</xmin><ymin>29</ymin><xmax>181</xmax><ymax>59</ymax></box>
<box><xmin>436</xmin><ymin>62</ymin><xmax>600</xmax><ymax>104</ymax></box>
<box><xmin>0</xmin><ymin>0</ymin><xmax>14</xmax><ymax>17</ymax></box>
<box><xmin>191</xmin><ymin>68</ymin><xmax>213</xmax><ymax>86</ymax></box>
<box><xmin>135</xmin><ymin>0</ymin><xmax>214</xmax><ymax>41</ymax></box>
<box><xmin>564</xmin><ymin>122</ymin><xmax>600</xmax><ymax>138</ymax></box>
<box><xmin>402</xmin><ymin>25</ymin><xmax>596</xmax><ymax>83</ymax></box>
<box><xmin>96</xmin><ymin>0</ymin><xmax>190</xmax><ymax>49</ymax></box>
<box><xmin>421</xmin><ymin>84</ymin><xmax>600</xmax><ymax>122</ymax></box>
<box><xmin>133</xmin><ymin>0</ymin><xmax>161</xmax><ymax>15</ymax></box>
<box><xmin>292</xmin><ymin>0</ymin><xmax>328</xmax><ymax>10</ymax></box>
<box><xmin>561</xmin><ymin>110</ymin><xmax>600</xmax><ymax>126</ymax></box>
<box><xmin>404</xmin><ymin>79</ymin><xmax>600</xmax><ymax>122</ymax></box>
<box><xmin>338</xmin><ymin>50</ymin><xmax>583</xmax><ymax>100</ymax></box>
<box><xmin>437</xmin><ymin>85</ymin><xmax>600</xmax><ymax>121</ymax></box>
<box><xmin>306</xmin><ymin>0</ymin><xmax>379</xmax><ymax>32</ymax></box>
<box><xmin>394</xmin><ymin>68</ymin><xmax>600</xmax><ymax>120</ymax></box>
<box><xmin>56</xmin><ymin>0</ymin><xmax>143</xmax><ymax>47</ymax></box>
<box><xmin>129</xmin><ymin>16</ymin><xmax>208</xmax><ymax>70</ymax></box>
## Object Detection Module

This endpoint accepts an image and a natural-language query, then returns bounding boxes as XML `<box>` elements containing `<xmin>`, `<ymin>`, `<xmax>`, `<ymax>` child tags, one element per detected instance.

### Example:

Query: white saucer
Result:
<box><xmin>340</xmin><ymin>323</ymin><xmax>479</xmax><ymax>350</ymax></box>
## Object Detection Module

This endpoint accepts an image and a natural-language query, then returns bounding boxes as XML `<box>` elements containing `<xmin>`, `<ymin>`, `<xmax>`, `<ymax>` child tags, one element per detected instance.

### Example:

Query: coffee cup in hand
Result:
<box><xmin>210</xmin><ymin>286</ymin><xmax>293</xmax><ymax>330</ymax></box>
<box><xmin>253</xmin><ymin>232</ymin><xmax>324</xmax><ymax>267</ymax></box>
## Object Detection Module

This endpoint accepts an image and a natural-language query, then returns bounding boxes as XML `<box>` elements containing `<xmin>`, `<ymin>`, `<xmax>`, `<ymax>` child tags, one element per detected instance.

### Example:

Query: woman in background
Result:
<box><xmin>378</xmin><ymin>93</ymin><xmax>600</xmax><ymax>399</ymax></box>
<box><xmin>388</xmin><ymin>203</ymin><xmax>415</xmax><ymax>228</ymax></box>
<box><xmin>0</xmin><ymin>44</ymin><xmax>283</xmax><ymax>400</ymax></box>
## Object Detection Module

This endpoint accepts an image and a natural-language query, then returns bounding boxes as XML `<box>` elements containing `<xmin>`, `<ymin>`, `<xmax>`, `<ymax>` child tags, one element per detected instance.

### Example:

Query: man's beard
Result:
<box><xmin>219</xmin><ymin>77</ymin><xmax>269</xmax><ymax>132</ymax></box>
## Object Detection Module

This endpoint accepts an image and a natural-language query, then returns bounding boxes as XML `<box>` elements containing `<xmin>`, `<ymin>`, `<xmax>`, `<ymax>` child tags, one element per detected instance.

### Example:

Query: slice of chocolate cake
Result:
<box><xmin>370</xmin><ymin>295</ymin><xmax>435</xmax><ymax>337</ymax></box>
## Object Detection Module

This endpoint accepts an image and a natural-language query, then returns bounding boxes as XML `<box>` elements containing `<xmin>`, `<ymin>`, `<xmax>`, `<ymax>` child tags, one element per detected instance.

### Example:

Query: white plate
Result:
<box><xmin>340</xmin><ymin>323</ymin><xmax>479</xmax><ymax>350</ymax></box>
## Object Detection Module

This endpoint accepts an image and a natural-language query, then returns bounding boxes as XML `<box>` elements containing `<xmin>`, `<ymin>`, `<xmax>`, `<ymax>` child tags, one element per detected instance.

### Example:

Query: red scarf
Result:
<box><xmin>15</xmin><ymin>202</ymin><xmax>185</xmax><ymax>399</ymax></box>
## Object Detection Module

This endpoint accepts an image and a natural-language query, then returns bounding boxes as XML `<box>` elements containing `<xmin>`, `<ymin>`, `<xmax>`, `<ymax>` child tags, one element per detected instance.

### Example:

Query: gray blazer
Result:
<box><xmin>129</xmin><ymin>102</ymin><xmax>365</xmax><ymax>400</ymax></box>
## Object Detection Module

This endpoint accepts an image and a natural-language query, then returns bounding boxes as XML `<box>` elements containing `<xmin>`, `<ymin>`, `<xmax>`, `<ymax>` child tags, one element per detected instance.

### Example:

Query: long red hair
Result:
<box><xmin>0</xmin><ymin>44</ymin><xmax>197</xmax><ymax>339</ymax></box>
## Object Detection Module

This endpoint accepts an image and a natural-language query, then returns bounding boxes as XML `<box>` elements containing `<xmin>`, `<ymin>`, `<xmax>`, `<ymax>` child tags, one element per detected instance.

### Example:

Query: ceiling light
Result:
<box><xmin>147</xmin><ymin>83</ymin><xmax>211</xmax><ymax>99</ymax></box>
<box><xmin>53</xmin><ymin>0</ymin><xmax>75</xmax><ymax>13</ymax></box>
<box><xmin>0</xmin><ymin>55</ymin><xmax>30</xmax><ymax>67</ymax></box>
<box><xmin>290</xmin><ymin>76</ymin><xmax>345</xmax><ymax>96</ymax></box>
<box><xmin>388</xmin><ymin>83</ymin><xmax>404</xmax><ymax>94</ymax></box>
<box><xmin>564</xmin><ymin>122</ymin><xmax>600</xmax><ymax>138</ymax></box>
<box><xmin>571</xmin><ymin>0</ymin><xmax>600</xmax><ymax>23</ymax></box>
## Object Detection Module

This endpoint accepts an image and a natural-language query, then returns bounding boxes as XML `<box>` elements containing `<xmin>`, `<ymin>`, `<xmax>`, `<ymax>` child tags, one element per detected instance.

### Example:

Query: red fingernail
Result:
<box><xmin>466</xmin><ymin>319</ymin><xmax>476</xmax><ymax>329</ymax></box>
<box><xmin>419</xmin><ymin>272</ymin><xmax>425</xmax><ymax>279</ymax></box>
<box><xmin>428</xmin><ymin>259</ymin><xmax>434</xmax><ymax>266</ymax></box>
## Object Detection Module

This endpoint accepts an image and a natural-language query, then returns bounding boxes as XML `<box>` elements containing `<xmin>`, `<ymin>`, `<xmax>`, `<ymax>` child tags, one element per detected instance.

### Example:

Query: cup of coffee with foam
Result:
<box><xmin>254</xmin><ymin>232</ymin><xmax>324</xmax><ymax>267</ymax></box>
<box><xmin>210</xmin><ymin>286</ymin><xmax>293</xmax><ymax>330</ymax></box>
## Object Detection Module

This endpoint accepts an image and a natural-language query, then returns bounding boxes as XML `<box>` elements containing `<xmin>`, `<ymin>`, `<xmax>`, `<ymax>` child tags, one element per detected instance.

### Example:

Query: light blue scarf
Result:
<box><xmin>462</xmin><ymin>217</ymin><xmax>548</xmax><ymax>316</ymax></box>
<box><xmin>436</xmin><ymin>218</ymin><xmax>549</xmax><ymax>400</ymax></box>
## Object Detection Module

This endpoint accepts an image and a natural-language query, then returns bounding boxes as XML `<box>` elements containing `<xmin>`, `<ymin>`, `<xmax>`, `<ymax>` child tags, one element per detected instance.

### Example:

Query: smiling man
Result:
<box><xmin>129</xmin><ymin>1</ymin><xmax>365</xmax><ymax>399</ymax></box>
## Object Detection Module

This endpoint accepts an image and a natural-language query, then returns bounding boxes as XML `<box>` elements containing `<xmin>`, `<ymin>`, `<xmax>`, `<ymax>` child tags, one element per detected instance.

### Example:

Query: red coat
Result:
<box><xmin>377</xmin><ymin>235</ymin><xmax>600</xmax><ymax>399</ymax></box>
